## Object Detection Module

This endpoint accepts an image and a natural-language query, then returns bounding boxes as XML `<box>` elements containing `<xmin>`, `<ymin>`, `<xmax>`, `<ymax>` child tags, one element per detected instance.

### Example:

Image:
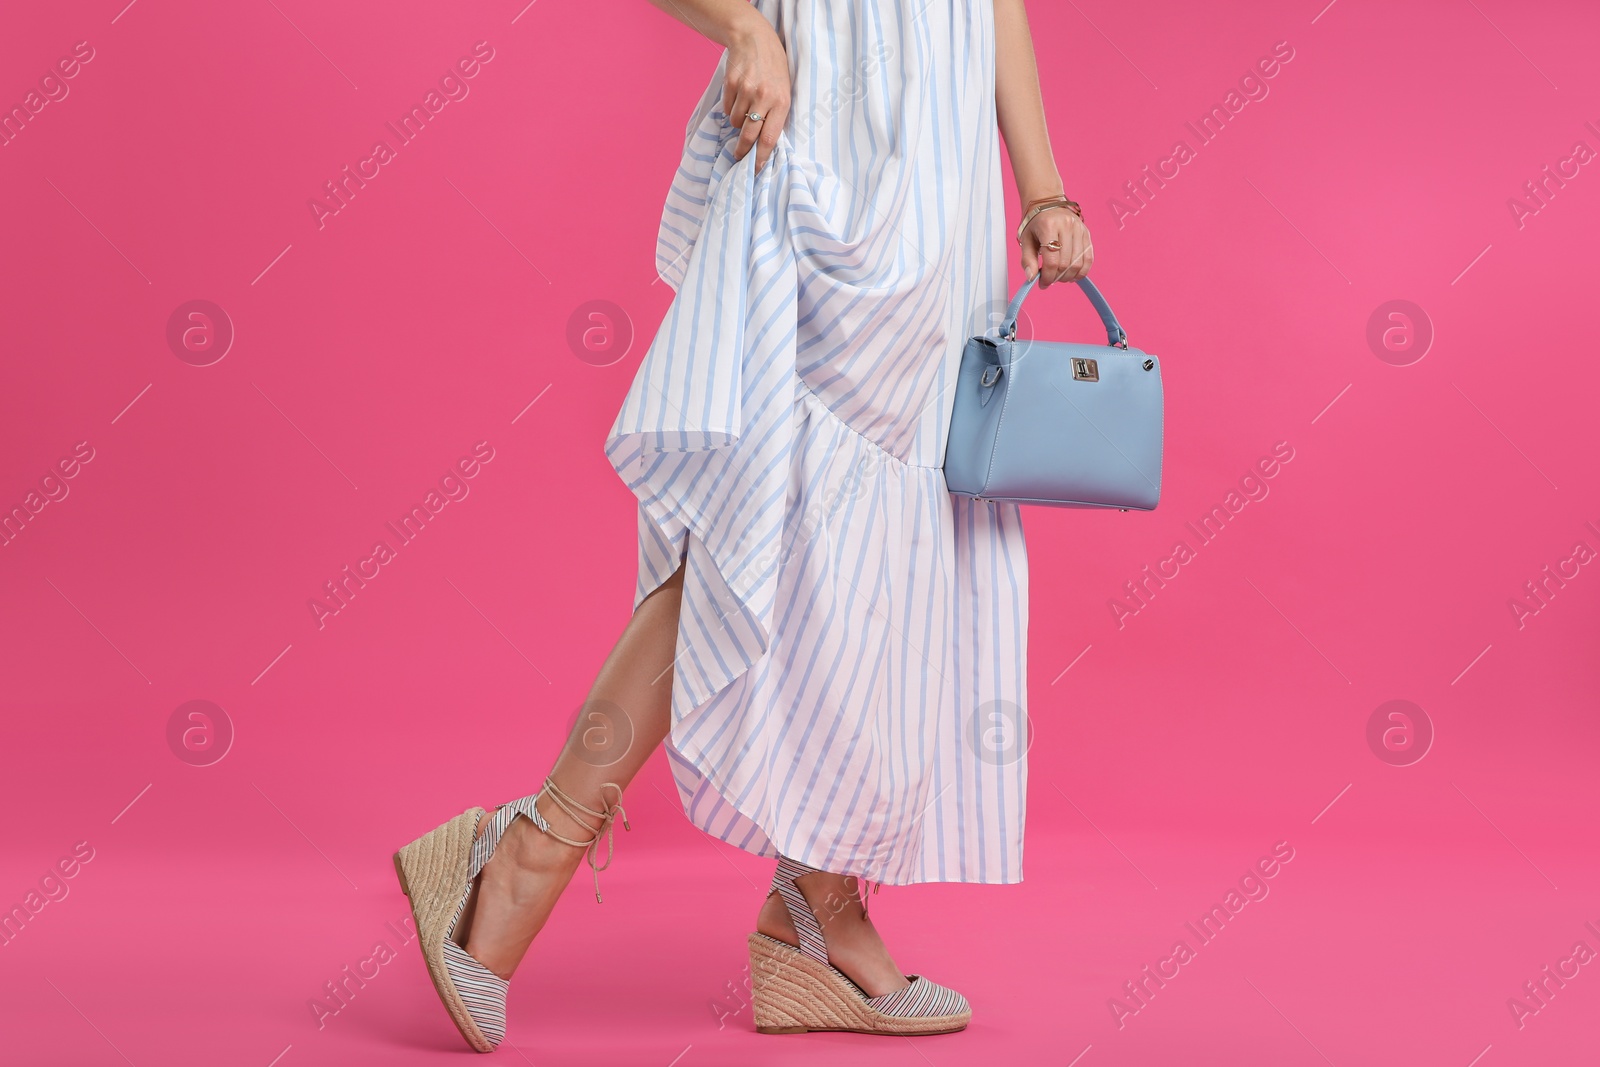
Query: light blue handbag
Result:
<box><xmin>944</xmin><ymin>275</ymin><xmax>1163</xmax><ymax>510</ymax></box>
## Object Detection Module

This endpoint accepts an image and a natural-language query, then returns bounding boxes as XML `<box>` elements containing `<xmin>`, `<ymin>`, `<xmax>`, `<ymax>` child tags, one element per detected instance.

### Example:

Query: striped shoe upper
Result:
<box><xmin>769</xmin><ymin>855</ymin><xmax>970</xmax><ymax>1021</ymax></box>
<box><xmin>465</xmin><ymin>794</ymin><xmax>550</xmax><ymax>886</ymax></box>
<box><xmin>866</xmin><ymin>975</ymin><xmax>970</xmax><ymax>1019</ymax></box>
<box><xmin>441</xmin><ymin>937</ymin><xmax>509</xmax><ymax>1048</ymax></box>
<box><xmin>440</xmin><ymin>792</ymin><xmax>545</xmax><ymax>1050</ymax></box>
<box><xmin>415</xmin><ymin>786</ymin><xmax>628</xmax><ymax>1053</ymax></box>
<box><xmin>770</xmin><ymin>856</ymin><xmax>831</xmax><ymax>966</ymax></box>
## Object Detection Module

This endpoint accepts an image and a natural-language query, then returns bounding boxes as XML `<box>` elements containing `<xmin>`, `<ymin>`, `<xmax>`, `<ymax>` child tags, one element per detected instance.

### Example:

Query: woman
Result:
<box><xmin>393</xmin><ymin>0</ymin><xmax>1092</xmax><ymax>1050</ymax></box>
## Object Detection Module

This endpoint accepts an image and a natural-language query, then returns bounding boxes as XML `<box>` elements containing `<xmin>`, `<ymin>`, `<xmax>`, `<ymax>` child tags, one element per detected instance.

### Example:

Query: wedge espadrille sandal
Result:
<box><xmin>393</xmin><ymin>778</ymin><xmax>628</xmax><ymax>1053</ymax></box>
<box><xmin>749</xmin><ymin>856</ymin><xmax>971</xmax><ymax>1036</ymax></box>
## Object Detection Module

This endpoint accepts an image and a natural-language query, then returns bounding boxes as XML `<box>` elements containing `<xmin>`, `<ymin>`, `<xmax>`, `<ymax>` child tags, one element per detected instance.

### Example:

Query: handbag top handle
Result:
<box><xmin>1001</xmin><ymin>276</ymin><xmax>1128</xmax><ymax>348</ymax></box>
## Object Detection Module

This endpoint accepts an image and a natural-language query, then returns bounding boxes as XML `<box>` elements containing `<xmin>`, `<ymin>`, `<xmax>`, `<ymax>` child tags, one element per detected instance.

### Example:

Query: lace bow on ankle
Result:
<box><xmin>534</xmin><ymin>777</ymin><xmax>630</xmax><ymax>902</ymax></box>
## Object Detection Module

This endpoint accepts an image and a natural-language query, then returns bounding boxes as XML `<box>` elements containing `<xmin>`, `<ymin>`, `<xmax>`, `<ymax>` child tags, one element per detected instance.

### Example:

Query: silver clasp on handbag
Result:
<box><xmin>1071</xmin><ymin>357</ymin><xmax>1099</xmax><ymax>382</ymax></box>
<box><xmin>980</xmin><ymin>365</ymin><xmax>1003</xmax><ymax>387</ymax></box>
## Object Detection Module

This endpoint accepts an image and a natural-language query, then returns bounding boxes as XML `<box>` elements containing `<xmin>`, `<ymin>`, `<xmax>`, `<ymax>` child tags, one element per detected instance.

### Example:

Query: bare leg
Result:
<box><xmin>458</xmin><ymin>566</ymin><xmax>684</xmax><ymax>979</ymax></box>
<box><xmin>755</xmin><ymin>872</ymin><xmax>910</xmax><ymax>998</ymax></box>
<box><xmin>455</xmin><ymin>560</ymin><xmax>911</xmax><ymax>995</ymax></box>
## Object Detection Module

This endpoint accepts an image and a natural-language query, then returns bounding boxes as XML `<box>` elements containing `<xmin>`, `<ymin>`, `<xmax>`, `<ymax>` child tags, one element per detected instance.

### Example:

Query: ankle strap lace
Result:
<box><xmin>536</xmin><ymin>777</ymin><xmax>629</xmax><ymax>903</ymax></box>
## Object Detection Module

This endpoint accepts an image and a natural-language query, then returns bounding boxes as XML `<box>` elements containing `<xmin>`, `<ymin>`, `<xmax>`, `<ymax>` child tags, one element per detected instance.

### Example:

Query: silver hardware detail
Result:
<box><xmin>1071</xmin><ymin>357</ymin><xmax>1099</xmax><ymax>382</ymax></box>
<box><xmin>1142</xmin><ymin>358</ymin><xmax>1154</xmax><ymax>371</ymax></box>
<box><xmin>980</xmin><ymin>365</ymin><xmax>1003</xmax><ymax>387</ymax></box>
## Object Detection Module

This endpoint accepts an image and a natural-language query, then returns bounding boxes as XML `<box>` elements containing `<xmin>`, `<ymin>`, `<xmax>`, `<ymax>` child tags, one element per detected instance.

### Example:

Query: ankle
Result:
<box><xmin>795</xmin><ymin>872</ymin><xmax>866</xmax><ymax>928</ymax></box>
<box><xmin>494</xmin><ymin>813</ymin><xmax>587</xmax><ymax>878</ymax></box>
<box><xmin>756</xmin><ymin>889</ymin><xmax>799</xmax><ymax>946</ymax></box>
<box><xmin>534</xmin><ymin>792</ymin><xmax>600</xmax><ymax>841</ymax></box>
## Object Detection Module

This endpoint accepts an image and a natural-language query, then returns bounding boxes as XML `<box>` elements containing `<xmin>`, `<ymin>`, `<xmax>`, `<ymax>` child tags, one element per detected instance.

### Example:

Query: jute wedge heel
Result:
<box><xmin>748</xmin><ymin>856</ymin><xmax>971</xmax><ymax>1036</ymax></box>
<box><xmin>393</xmin><ymin>779</ymin><xmax>628</xmax><ymax>1053</ymax></box>
<box><xmin>395</xmin><ymin>807</ymin><xmax>499</xmax><ymax>1051</ymax></box>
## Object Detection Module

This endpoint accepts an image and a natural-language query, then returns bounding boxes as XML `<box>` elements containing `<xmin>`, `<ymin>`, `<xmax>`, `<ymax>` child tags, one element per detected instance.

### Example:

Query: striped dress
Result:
<box><xmin>606</xmin><ymin>0</ymin><xmax>1027</xmax><ymax>885</ymax></box>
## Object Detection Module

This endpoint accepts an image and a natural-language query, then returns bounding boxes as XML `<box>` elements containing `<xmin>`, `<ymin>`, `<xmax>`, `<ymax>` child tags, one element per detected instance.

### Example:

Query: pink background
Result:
<box><xmin>2</xmin><ymin>1</ymin><xmax>1598</xmax><ymax>1064</ymax></box>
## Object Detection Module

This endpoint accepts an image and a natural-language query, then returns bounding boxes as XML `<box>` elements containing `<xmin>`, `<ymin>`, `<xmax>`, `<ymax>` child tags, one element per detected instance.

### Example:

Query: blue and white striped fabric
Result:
<box><xmin>606</xmin><ymin>0</ymin><xmax>1028</xmax><ymax>886</ymax></box>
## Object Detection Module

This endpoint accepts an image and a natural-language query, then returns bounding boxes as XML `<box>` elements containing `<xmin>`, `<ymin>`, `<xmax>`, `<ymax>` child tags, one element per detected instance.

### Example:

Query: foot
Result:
<box><xmin>451</xmin><ymin>799</ymin><xmax>588</xmax><ymax>980</ymax></box>
<box><xmin>755</xmin><ymin>872</ymin><xmax>910</xmax><ymax>998</ymax></box>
